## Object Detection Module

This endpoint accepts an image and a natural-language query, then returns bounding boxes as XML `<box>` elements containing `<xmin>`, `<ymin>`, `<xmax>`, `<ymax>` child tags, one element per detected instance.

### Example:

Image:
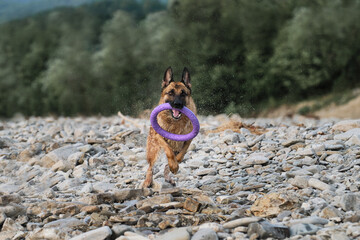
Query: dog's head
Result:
<box><xmin>161</xmin><ymin>67</ymin><xmax>192</xmax><ymax>120</ymax></box>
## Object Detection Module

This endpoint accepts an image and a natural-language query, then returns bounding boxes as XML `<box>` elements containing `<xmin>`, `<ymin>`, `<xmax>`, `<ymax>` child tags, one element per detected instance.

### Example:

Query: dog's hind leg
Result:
<box><xmin>143</xmin><ymin>131</ymin><xmax>161</xmax><ymax>188</ymax></box>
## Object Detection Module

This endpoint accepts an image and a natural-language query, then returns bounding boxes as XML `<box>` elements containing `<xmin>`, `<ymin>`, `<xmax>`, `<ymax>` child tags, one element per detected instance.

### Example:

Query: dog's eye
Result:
<box><xmin>168</xmin><ymin>90</ymin><xmax>175</xmax><ymax>96</ymax></box>
<box><xmin>181</xmin><ymin>90</ymin><xmax>187</xmax><ymax>97</ymax></box>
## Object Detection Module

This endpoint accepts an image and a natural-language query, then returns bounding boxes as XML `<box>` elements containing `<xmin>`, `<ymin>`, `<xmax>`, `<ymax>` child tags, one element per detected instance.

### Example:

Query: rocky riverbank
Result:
<box><xmin>0</xmin><ymin>114</ymin><xmax>360</xmax><ymax>240</ymax></box>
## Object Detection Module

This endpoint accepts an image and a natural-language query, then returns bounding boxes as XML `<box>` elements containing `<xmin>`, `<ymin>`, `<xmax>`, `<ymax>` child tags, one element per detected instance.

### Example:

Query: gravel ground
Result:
<box><xmin>0</xmin><ymin>114</ymin><xmax>360</xmax><ymax>240</ymax></box>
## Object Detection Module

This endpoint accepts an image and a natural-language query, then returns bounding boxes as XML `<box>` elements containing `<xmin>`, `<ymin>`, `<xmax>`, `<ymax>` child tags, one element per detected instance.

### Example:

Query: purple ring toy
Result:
<box><xmin>150</xmin><ymin>103</ymin><xmax>200</xmax><ymax>141</ymax></box>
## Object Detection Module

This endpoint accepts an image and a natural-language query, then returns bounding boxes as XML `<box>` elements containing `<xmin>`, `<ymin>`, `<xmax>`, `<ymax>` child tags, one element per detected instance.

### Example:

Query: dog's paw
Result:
<box><xmin>142</xmin><ymin>179</ymin><xmax>152</xmax><ymax>189</ymax></box>
<box><xmin>168</xmin><ymin>162</ymin><xmax>179</xmax><ymax>174</ymax></box>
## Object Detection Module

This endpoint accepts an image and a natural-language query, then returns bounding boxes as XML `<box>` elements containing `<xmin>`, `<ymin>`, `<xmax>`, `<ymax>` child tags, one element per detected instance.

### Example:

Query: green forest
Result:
<box><xmin>0</xmin><ymin>0</ymin><xmax>360</xmax><ymax>117</ymax></box>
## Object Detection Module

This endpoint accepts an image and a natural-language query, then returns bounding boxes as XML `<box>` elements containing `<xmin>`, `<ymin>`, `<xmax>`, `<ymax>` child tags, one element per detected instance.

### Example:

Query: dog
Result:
<box><xmin>143</xmin><ymin>67</ymin><xmax>196</xmax><ymax>188</ymax></box>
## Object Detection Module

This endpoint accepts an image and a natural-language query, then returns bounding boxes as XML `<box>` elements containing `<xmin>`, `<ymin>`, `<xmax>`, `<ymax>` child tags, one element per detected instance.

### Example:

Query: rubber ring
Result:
<box><xmin>150</xmin><ymin>103</ymin><xmax>200</xmax><ymax>141</ymax></box>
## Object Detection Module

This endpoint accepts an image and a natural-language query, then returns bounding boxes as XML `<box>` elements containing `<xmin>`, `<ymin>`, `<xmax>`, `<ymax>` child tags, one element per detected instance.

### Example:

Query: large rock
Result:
<box><xmin>192</xmin><ymin>228</ymin><xmax>218</xmax><ymax>240</ymax></box>
<box><xmin>39</xmin><ymin>144</ymin><xmax>84</xmax><ymax>168</ymax></box>
<box><xmin>332</xmin><ymin>120</ymin><xmax>360</xmax><ymax>132</ymax></box>
<box><xmin>69</xmin><ymin>226</ymin><xmax>112</xmax><ymax>240</ymax></box>
<box><xmin>339</xmin><ymin>193</ymin><xmax>360</xmax><ymax>211</ymax></box>
<box><xmin>242</xmin><ymin>153</ymin><xmax>269</xmax><ymax>166</ymax></box>
<box><xmin>155</xmin><ymin>227</ymin><xmax>191</xmax><ymax>240</ymax></box>
<box><xmin>223</xmin><ymin>217</ymin><xmax>261</xmax><ymax>229</ymax></box>
<box><xmin>289</xmin><ymin>223</ymin><xmax>321</xmax><ymax>236</ymax></box>
<box><xmin>114</xmin><ymin>188</ymin><xmax>152</xmax><ymax>202</ymax></box>
<box><xmin>251</xmin><ymin>192</ymin><xmax>301</xmax><ymax>217</ymax></box>
<box><xmin>43</xmin><ymin>218</ymin><xmax>86</xmax><ymax>229</ymax></box>
<box><xmin>334</xmin><ymin>128</ymin><xmax>360</xmax><ymax>141</ymax></box>
<box><xmin>247</xmin><ymin>220</ymin><xmax>290</xmax><ymax>239</ymax></box>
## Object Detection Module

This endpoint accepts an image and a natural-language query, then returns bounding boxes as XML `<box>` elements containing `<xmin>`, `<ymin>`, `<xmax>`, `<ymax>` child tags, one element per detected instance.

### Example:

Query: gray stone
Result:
<box><xmin>319</xmin><ymin>205</ymin><xmax>343</xmax><ymax>219</ymax></box>
<box><xmin>43</xmin><ymin>217</ymin><xmax>86</xmax><ymax>229</ymax></box>
<box><xmin>0</xmin><ymin>231</ymin><xmax>17</xmax><ymax>240</ymax></box>
<box><xmin>155</xmin><ymin>227</ymin><xmax>191</xmax><ymax>240</ymax></box>
<box><xmin>334</xmin><ymin>128</ymin><xmax>360</xmax><ymax>141</ymax></box>
<box><xmin>345</xmin><ymin>135</ymin><xmax>360</xmax><ymax>146</ymax></box>
<box><xmin>51</xmin><ymin>159</ymin><xmax>74</xmax><ymax>172</ymax></box>
<box><xmin>308</xmin><ymin>178</ymin><xmax>332</xmax><ymax>191</ymax></box>
<box><xmin>243</xmin><ymin>153</ymin><xmax>269</xmax><ymax>166</ymax></box>
<box><xmin>195</xmin><ymin>168</ymin><xmax>217</xmax><ymax>176</ymax></box>
<box><xmin>289</xmin><ymin>223</ymin><xmax>322</xmax><ymax>236</ymax></box>
<box><xmin>114</xmin><ymin>188</ymin><xmax>152</xmax><ymax>202</ymax></box>
<box><xmin>73</xmin><ymin>165</ymin><xmax>88</xmax><ymax>178</ymax></box>
<box><xmin>282</xmin><ymin>139</ymin><xmax>305</xmax><ymax>147</ymax></box>
<box><xmin>69</xmin><ymin>226</ymin><xmax>112</xmax><ymax>240</ymax></box>
<box><xmin>0</xmin><ymin>212</ymin><xmax>6</xmax><ymax>225</ymax></box>
<box><xmin>289</xmin><ymin>176</ymin><xmax>309</xmax><ymax>189</ymax></box>
<box><xmin>247</xmin><ymin>220</ymin><xmax>290</xmax><ymax>239</ymax></box>
<box><xmin>92</xmin><ymin>182</ymin><xmax>116</xmax><ymax>193</ymax></box>
<box><xmin>326</xmin><ymin>154</ymin><xmax>344</xmax><ymax>164</ymax></box>
<box><xmin>0</xmin><ymin>203</ymin><xmax>26</xmax><ymax>218</ymax></box>
<box><xmin>68</xmin><ymin>152</ymin><xmax>85</xmax><ymax>165</ymax></box>
<box><xmin>198</xmin><ymin>223</ymin><xmax>223</xmax><ymax>232</ymax></box>
<box><xmin>56</xmin><ymin>178</ymin><xmax>81</xmax><ymax>191</ymax></box>
<box><xmin>339</xmin><ymin>193</ymin><xmax>360</xmax><ymax>211</ymax></box>
<box><xmin>39</xmin><ymin>143</ymin><xmax>83</xmax><ymax>168</ymax></box>
<box><xmin>0</xmin><ymin>194</ymin><xmax>22</xmax><ymax>205</ymax></box>
<box><xmin>136</xmin><ymin>194</ymin><xmax>172</xmax><ymax>209</ymax></box>
<box><xmin>26</xmin><ymin>227</ymin><xmax>69</xmax><ymax>240</ymax></box>
<box><xmin>191</xmin><ymin>228</ymin><xmax>218</xmax><ymax>240</ymax></box>
<box><xmin>187</xmin><ymin>158</ymin><xmax>205</xmax><ymax>169</ymax></box>
<box><xmin>222</xmin><ymin>131</ymin><xmax>240</xmax><ymax>144</ymax></box>
<box><xmin>332</xmin><ymin>120</ymin><xmax>360</xmax><ymax>132</ymax></box>
<box><xmin>1</xmin><ymin>217</ymin><xmax>25</xmax><ymax>232</ymax></box>
<box><xmin>112</xmin><ymin>224</ymin><xmax>134</xmax><ymax>238</ymax></box>
<box><xmin>289</xmin><ymin>216</ymin><xmax>329</xmax><ymax>226</ymax></box>
<box><xmin>223</xmin><ymin>217</ymin><xmax>262</xmax><ymax>229</ymax></box>
<box><xmin>331</xmin><ymin>232</ymin><xmax>351</xmax><ymax>240</ymax></box>
<box><xmin>80</xmin><ymin>183</ymin><xmax>94</xmax><ymax>194</ymax></box>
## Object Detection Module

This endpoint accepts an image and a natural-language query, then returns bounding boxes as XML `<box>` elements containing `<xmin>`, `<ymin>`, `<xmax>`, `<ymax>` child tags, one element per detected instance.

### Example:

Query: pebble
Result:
<box><xmin>0</xmin><ymin>115</ymin><xmax>360</xmax><ymax>239</ymax></box>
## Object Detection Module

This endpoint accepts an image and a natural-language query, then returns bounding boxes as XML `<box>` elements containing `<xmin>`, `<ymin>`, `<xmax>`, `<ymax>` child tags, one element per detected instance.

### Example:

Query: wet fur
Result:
<box><xmin>143</xmin><ymin>67</ymin><xmax>196</xmax><ymax>188</ymax></box>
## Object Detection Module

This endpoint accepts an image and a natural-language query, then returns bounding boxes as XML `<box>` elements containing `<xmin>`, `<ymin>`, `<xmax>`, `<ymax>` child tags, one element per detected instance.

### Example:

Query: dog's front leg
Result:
<box><xmin>155</xmin><ymin>135</ymin><xmax>179</xmax><ymax>174</ymax></box>
<box><xmin>176</xmin><ymin>140</ymin><xmax>192</xmax><ymax>163</ymax></box>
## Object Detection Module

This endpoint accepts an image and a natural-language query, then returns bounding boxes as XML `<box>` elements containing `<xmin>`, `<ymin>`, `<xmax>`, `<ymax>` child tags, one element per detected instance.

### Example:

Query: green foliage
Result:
<box><xmin>0</xmin><ymin>0</ymin><xmax>360</xmax><ymax>117</ymax></box>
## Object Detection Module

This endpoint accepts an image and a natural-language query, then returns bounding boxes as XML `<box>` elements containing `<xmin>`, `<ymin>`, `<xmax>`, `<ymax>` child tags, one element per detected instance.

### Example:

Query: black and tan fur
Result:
<box><xmin>143</xmin><ymin>67</ymin><xmax>196</xmax><ymax>188</ymax></box>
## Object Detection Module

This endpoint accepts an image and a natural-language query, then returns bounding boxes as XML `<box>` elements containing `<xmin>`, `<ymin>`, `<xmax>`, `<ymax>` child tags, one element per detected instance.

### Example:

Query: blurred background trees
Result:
<box><xmin>0</xmin><ymin>0</ymin><xmax>359</xmax><ymax>117</ymax></box>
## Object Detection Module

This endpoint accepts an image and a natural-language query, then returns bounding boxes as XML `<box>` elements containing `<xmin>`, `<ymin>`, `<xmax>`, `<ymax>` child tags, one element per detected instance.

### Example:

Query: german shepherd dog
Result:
<box><xmin>143</xmin><ymin>67</ymin><xmax>196</xmax><ymax>188</ymax></box>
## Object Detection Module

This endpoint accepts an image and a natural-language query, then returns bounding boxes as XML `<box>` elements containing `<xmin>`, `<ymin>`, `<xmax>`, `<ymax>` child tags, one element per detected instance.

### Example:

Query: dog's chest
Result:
<box><xmin>157</xmin><ymin>112</ymin><xmax>192</xmax><ymax>151</ymax></box>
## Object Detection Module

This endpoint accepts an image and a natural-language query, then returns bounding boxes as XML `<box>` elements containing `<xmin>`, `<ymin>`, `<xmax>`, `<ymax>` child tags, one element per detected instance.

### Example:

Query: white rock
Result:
<box><xmin>155</xmin><ymin>227</ymin><xmax>190</xmax><ymax>240</ymax></box>
<box><xmin>332</xmin><ymin>120</ymin><xmax>360</xmax><ymax>132</ymax></box>
<box><xmin>223</xmin><ymin>217</ymin><xmax>261</xmax><ymax>229</ymax></box>
<box><xmin>326</xmin><ymin>154</ymin><xmax>344</xmax><ymax>164</ymax></box>
<box><xmin>243</xmin><ymin>153</ymin><xmax>269</xmax><ymax>165</ymax></box>
<box><xmin>308</xmin><ymin>178</ymin><xmax>332</xmax><ymax>191</ymax></box>
<box><xmin>69</xmin><ymin>226</ymin><xmax>112</xmax><ymax>240</ymax></box>
<box><xmin>334</xmin><ymin>128</ymin><xmax>360</xmax><ymax>141</ymax></box>
<box><xmin>191</xmin><ymin>228</ymin><xmax>218</xmax><ymax>240</ymax></box>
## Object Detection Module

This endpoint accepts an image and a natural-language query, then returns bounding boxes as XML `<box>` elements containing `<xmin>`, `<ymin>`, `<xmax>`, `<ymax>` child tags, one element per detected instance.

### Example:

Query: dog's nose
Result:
<box><xmin>172</xmin><ymin>98</ymin><xmax>184</xmax><ymax>109</ymax></box>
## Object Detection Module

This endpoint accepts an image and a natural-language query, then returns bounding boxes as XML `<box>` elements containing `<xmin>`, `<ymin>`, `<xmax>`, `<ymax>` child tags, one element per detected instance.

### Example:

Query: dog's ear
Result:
<box><xmin>162</xmin><ymin>67</ymin><xmax>174</xmax><ymax>89</ymax></box>
<box><xmin>181</xmin><ymin>67</ymin><xmax>191</xmax><ymax>89</ymax></box>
